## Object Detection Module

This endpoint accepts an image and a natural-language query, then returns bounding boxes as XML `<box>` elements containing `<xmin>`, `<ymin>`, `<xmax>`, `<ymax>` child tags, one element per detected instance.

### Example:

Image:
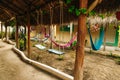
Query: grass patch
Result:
<box><xmin>115</xmin><ymin>58</ymin><xmax>120</xmax><ymax>65</ymax></box>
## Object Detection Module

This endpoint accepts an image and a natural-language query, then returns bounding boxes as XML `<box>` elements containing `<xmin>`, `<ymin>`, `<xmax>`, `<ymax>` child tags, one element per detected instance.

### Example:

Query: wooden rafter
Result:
<box><xmin>1</xmin><ymin>0</ymin><xmax>23</xmax><ymax>14</ymax></box>
<box><xmin>0</xmin><ymin>3</ymin><xmax>20</xmax><ymax>15</ymax></box>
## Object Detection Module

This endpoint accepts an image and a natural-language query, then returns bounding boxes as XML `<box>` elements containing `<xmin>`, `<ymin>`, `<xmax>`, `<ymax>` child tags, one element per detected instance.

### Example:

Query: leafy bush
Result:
<box><xmin>115</xmin><ymin>58</ymin><xmax>120</xmax><ymax>65</ymax></box>
<box><xmin>0</xmin><ymin>32</ymin><xmax>5</xmax><ymax>38</ymax></box>
<box><xmin>19</xmin><ymin>30</ymin><xmax>26</xmax><ymax>51</ymax></box>
<box><xmin>19</xmin><ymin>39</ymin><xmax>25</xmax><ymax>51</ymax></box>
<box><xmin>10</xmin><ymin>27</ymin><xmax>15</xmax><ymax>39</ymax></box>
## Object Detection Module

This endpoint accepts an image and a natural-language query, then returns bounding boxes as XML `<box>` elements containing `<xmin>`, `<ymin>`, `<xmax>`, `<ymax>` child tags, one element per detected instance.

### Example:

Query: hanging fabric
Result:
<box><xmin>50</xmin><ymin>33</ymin><xmax>77</xmax><ymax>48</ymax></box>
<box><xmin>88</xmin><ymin>24</ymin><xmax>105</xmax><ymax>50</ymax></box>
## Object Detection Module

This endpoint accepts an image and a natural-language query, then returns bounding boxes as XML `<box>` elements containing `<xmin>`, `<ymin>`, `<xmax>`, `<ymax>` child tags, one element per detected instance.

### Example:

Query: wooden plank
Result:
<box><xmin>35</xmin><ymin>44</ymin><xmax>46</xmax><ymax>50</ymax></box>
<box><xmin>48</xmin><ymin>49</ymin><xmax>64</xmax><ymax>55</ymax></box>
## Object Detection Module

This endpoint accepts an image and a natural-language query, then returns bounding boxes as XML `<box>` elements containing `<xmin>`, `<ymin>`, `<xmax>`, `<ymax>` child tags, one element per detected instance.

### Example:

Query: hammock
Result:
<box><xmin>88</xmin><ymin>27</ymin><xmax>104</xmax><ymax>50</ymax></box>
<box><xmin>30</xmin><ymin>27</ymin><xmax>49</xmax><ymax>42</ymax></box>
<box><xmin>50</xmin><ymin>33</ymin><xmax>77</xmax><ymax>48</ymax></box>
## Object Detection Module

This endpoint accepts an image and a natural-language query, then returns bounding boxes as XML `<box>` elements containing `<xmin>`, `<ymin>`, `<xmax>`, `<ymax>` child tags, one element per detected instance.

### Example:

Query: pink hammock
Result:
<box><xmin>50</xmin><ymin>33</ymin><xmax>77</xmax><ymax>48</ymax></box>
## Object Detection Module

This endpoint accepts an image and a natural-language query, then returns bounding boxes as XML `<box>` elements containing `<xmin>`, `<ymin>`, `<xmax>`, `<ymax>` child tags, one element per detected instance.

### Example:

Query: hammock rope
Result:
<box><xmin>88</xmin><ymin>25</ymin><xmax>104</xmax><ymax>50</ymax></box>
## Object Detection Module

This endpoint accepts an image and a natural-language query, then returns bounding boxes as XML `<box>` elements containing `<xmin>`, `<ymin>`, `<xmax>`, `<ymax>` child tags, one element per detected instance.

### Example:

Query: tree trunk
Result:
<box><xmin>74</xmin><ymin>0</ymin><xmax>88</xmax><ymax>80</ymax></box>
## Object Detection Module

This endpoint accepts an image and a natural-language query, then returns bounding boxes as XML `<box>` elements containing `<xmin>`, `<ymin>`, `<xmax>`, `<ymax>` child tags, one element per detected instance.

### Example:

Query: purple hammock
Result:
<box><xmin>50</xmin><ymin>33</ymin><xmax>77</xmax><ymax>48</ymax></box>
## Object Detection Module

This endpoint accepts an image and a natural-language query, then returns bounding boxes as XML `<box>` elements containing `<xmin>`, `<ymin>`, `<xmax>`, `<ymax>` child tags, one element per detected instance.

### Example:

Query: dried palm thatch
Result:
<box><xmin>0</xmin><ymin>0</ymin><xmax>120</xmax><ymax>25</ymax></box>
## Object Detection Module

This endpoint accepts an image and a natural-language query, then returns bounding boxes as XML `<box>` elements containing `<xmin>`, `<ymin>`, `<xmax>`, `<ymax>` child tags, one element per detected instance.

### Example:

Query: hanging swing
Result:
<box><xmin>49</xmin><ymin>1</ymin><xmax>77</xmax><ymax>49</ymax></box>
<box><xmin>34</xmin><ymin>10</ymin><xmax>47</xmax><ymax>50</ymax></box>
<box><xmin>48</xmin><ymin>2</ymin><xmax>64</xmax><ymax>55</ymax></box>
<box><xmin>30</xmin><ymin>10</ymin><xmax>41</xmax><ymax>41</ymax></box>
<box><xmin>87</xmin><ymin>24</ymin><xmax>105</xmax><ymax>50</ymax></box>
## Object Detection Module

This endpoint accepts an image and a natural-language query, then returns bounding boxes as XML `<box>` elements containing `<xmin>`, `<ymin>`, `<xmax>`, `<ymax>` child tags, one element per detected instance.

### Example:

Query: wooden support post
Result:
<box><xmin>15</xmin><ymin>18</ymin><xmax>19</xmax><ymax>48</ymax></box>
<box><xmin>1</xmin><ymin>22</ymin><xmax>3</xmax><ymax>40</ymax></box>
<box><xmin>5</xmin><ymin>23</ymin><xmax>8</xmax><ymax>41</ymax></box>
<box><xmin>24</xmin><ymin>25</ymin><xmax>26</xmax><ymax>50</ymax></box>
<box><xmin>2</xmin><ymin>23</ymin><xmax>4</xmax><ymax>40</ymax></box>
<box><xmin>74</xmin><ymin>0</ymin><xmax>88</xmax><ymax>80</ymax></box>
<box><xmin>103</xmin><ymin>25</ymin><xmax>107</xmax><ymax>51</ymax></box>
<box><xmin>50</xmin><ymin>7</ymin><xmax>53</xmax><ymax>49</ymax></box>
<box><xmin>9</xmin><ymin>26</ymin><xmax>10</xmax><ymax>39</ymax></box>
<box><xmin>27</xmin><ymin>12</ymin><xmax>31</xmax><ymax>58</ymax></box>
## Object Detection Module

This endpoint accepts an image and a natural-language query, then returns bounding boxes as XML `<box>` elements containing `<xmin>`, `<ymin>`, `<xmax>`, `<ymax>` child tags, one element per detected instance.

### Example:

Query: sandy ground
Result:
<box><xmin>0</xmin><ymin>41</ymin><xmax>61</xmax><ymax>80</ymax></box>
<box><xmin>29</xmin><ymin>40</ymin><xmax>120</xmax><ymax>80</ymax></box>
<box><xmin>84</xmin><ymin>53</ymin><xmax>120</xmax><ymax>80</ymax></box>
<box><xmin>1</xmin><ymin>39</ymin><xmax>120</xmax><ymax>80</ymax></box>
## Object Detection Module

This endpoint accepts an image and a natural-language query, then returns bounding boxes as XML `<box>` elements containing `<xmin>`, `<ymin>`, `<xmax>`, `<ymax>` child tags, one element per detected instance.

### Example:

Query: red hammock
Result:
<box><xmin>50</xmin><ymin>33</ymin><xmax>77</xmax><ymax>48</ymax></box>
<box><xmin>116</xmin><ymin>11</ymin><xmax>120</xmax><ymax>20</ymax></box>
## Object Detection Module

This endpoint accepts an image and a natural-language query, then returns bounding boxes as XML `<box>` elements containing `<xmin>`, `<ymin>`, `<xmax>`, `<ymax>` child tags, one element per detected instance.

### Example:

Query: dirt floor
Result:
<box><xmin>23</xmin><ymin>40</ymin><xmax>120</xmax><ymax>80</ymax></box>
<box><xmin>0</xmin><ymin>41</ymin><xmax>61</xmax><ymax>80</ymax></box>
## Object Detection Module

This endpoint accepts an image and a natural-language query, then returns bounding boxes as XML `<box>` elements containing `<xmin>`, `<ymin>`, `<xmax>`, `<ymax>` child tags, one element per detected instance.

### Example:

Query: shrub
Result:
<box><xmin>0</xmin><ymin>32</ymin><xmax>5</xmax><ymax>38</ymax></box>
<box><xmin>115</xmin><ymin>58</ymin><xmax>120</xmax><ymax>65</ymax></box>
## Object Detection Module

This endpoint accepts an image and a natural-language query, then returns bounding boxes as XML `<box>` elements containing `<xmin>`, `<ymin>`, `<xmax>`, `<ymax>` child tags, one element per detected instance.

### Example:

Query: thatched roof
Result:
<box><xmin>0</xmin><ymin>0</ymin><xmax>120</xmax><ymax>25</ymax></box>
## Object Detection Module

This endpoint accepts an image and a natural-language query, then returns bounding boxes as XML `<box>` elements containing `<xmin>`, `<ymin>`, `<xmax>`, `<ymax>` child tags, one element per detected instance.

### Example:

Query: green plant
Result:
<box><xmin>19</xmin><ymin>39</ymin><xmax>24</xmax><ymax>51</ymax></box>
<box><xmin>72</xmin><ymin>41</ymin><xmax>77</xmax><ymax>46</ymax></box>
<box><xmin>88</xmin><ymin>10</ymin><xmax>96</xmax><ymax>16</ymax></box>
<box><xmin>115</xmin><ymin>58</ymin><xmax>120</xmax><ymax>65</ymax></box>
<box><xmin>68</xmin><ymin>6</ymin><xmax>88</xmax><ymax>16</ymax></box>
<box><xmin>98</xmin><ymin>14</ymin><xmax>105</xmax><ymax>19</ymax></box>
<box><xmin>66</xmin><ymin>0</ymin><xmax>96</xmax><ymax>16</ymax></box>
<box><xmin>64</xmin><ymin>0</ymin><xmax>72</xmax><ymax>4</ymax></box>
<box><xmin>0</xmin><ymin>32</ymin><xmax>5</xmax><ymax>38</ymax></box>
<box><xmin>9</xmin><ymin>19</ymin><xmax>16</xmax><ymax>27</ymax></box>
<box><xmin>58</xmin><ymin>54</ymin><xmax>64</xmax><ymax>60</ymax></box>
<box><xmin>107</xmin><ymin>51</ymin><xmax>113</xmax><ymax>57</ymax></box>
<box><xmin>10</xmin><ymin>27</ymin><xmax>15</xmax><ymax>39</ymax></box>
<box><xmin>19</xmin><ymin>30</ymin><xmax>26</xmax><ymax>50</ymax></box>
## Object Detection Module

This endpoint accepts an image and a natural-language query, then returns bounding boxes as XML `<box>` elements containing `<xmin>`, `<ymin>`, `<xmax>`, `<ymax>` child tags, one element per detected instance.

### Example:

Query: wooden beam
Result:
<box><xmin>0</xmin><ymin>22</ymin><xmax>3</xmax><ymax>39</ymax></box>
<box><xmin>0</xmin><ymin>4</ymin><xmax>18</xmax><ymax>15</ymax></box>
<box><xmin>1</xmin><ymin>22</ymin><xmax>3</xmax><ymax>40</ymax></box>
<box><xmin>74</xmin><ymin>0</ymin><xmax>88</xmax><ymax>80</ymax></box>
<box><xmin>87</xmin><ymin>0</ymin><xmax>102</xmax><ymax>14</ymax></box>
<box><xmin>5</xmin><ymin>22</ymin><xmax>8</xmax><ymax>41</ymax></box>
<box><xmin>24</xmin><ymin>25</ymin><xmax>27</xmax><ymax>50</ymax></box>
<box><xmin>103</xmin><ymin>24</ymin><xmax>107</xmax><ymax>51</ymax></box>
<box><xmin>30</xmin><ymin>0</ymin><xmax>55</xmax><ymax>12</ymax></box>
<box><xmin>1</xmin><ymin>0</ymin><xmax>24</xmax><ymax>14</ymax></box>
<box><xmin>27</xmin><ymin>12</ymin><xmax>31</xmax><ymax>58</ymax></box>
<box><xmin>16</xmin><ymin>17</ymin><xmax>19</xmax><ymax>48</ymax></box>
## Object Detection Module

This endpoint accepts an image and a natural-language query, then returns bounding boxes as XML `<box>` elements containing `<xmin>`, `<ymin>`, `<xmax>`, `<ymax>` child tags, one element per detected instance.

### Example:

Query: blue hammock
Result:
<box><xmin>88</xmin><ymin>27</ymin><xmax>104</xmax><ymax>50</ymax></box>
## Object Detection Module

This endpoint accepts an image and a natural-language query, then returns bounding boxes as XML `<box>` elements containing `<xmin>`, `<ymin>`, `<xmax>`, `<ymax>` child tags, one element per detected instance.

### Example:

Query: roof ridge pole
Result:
<box><xmin>74</xmin><ymin>0</ymin><xmax>88</xmax><ymax>80</ymax></box>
